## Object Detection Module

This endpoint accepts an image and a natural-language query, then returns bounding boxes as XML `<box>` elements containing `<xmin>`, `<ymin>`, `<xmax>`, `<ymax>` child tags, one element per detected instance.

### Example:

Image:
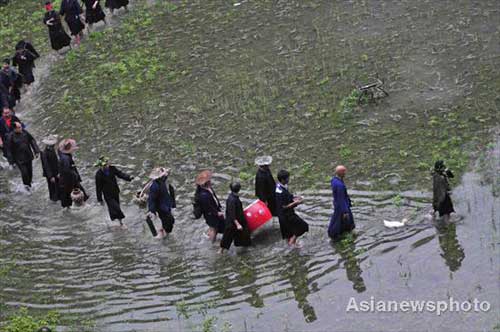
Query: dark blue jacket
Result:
<box><xmin>148</xmin><ymin>179</ymin><xmax>175</xmax><ymax>214</ymax></box>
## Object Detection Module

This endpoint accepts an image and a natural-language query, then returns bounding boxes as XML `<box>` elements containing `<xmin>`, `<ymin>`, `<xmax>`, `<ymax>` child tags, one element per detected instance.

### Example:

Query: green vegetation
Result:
<box><xmin>30</xmin><ymin>0</ymin><xmax>498</xmax><ymax>192</ymax></box>
<box><xmin>0</xmin><ymin>0</ymin><xmax>62</xmax><ymax>58</ymax></box>
<box><xmin>1</xmin><ymin>308</ymin><xmax>59</xmax><ymax>332</ymax></box>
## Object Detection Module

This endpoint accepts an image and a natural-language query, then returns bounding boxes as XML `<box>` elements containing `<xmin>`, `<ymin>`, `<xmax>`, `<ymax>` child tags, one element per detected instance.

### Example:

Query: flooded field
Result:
<box><xmin>1</xmin><ymin>0</ymin><xmax>499</xmax><ymax>331</ymax></box>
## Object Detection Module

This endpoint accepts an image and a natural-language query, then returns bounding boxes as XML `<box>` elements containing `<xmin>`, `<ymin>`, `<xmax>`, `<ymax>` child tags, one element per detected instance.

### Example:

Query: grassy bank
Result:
<box><xmin>0</xmin><ymin>0</ymin><xmax>63</xmax><ymax>58</ymax></box>
<box><xmin>31</xmin><ymin>0</ymin><xmax>500</xmax><ymax>193</ymax></box>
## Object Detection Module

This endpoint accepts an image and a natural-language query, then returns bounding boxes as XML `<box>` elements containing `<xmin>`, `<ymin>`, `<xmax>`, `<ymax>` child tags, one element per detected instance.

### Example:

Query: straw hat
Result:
<box><xmin>94</xmin><ymin>156</ymin><xmax>109</xmax><ymax>167</ymax></box>
<box><xmin>41</xmin><ymin>134</ymin><xmax>58</xmax><ymax>146</ymax></box>
<box><xmin>255</xmin><ymin>155</ymin><xmax>273</xmax><ymax>166</ymax></box>
<box><xmin>195</xmin><ymin>170</ymin><xmax>212</xmax><ymax>186</ymax></box>
<box><xmin>58</xmin><ymin>138</ymin><xmax>78</xmax><ymax>154</ymax></box>
<box><xmin>149</xmin><ymin>167</ymin><xmax>170</xmax><ymax>180</ymax></box>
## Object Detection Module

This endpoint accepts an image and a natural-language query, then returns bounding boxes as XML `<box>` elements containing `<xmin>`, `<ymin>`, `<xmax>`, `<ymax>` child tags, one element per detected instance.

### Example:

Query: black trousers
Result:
<box><xmin>146</xmin><ymin>211</ymin><xmax>174</xmax><ymax>237</ymax></box>
<box><xmin>46</xmin><ymin>177</ymin><xmax>59</xmax><ymax>201</ymax></box>
<box><xmin>220</xmin><ymin>224</ymin><xmax>251</xmax><ymax>250</ymax></box>
<box><xmin>17</xmin><ymin>161</ymin><xmax>33</xmax><ymax>186</ymax></box>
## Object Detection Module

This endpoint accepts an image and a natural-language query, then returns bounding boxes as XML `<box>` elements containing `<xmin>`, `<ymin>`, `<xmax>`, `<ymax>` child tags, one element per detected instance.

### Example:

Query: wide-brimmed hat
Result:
<box><xmin>149</xmin><ymin>167</ymin><xmax>170</xmax><ymax>180</ymax></box>
<box><xmin>195</xmin><ymin>170</ymin><xmax>212</xmax><ymax>186</ymax></box>
<box><xmin>58</xmin><ymin>138</ymin><xmax>78</xmax><ymax>154</ymax></box>
<box><xmin>255</xmin><ymin>155</ymin><xmax>273</xmax><ymax>166</ymax></box>
<box><xmin>42</xmin><ymin>134</ymin><xmax>58</xmax><ymax>146</ymax></box>
<box><xmin>94</xmin><ymin>156</ymin><xmax>109</xmax><ymax>167</ymax></box>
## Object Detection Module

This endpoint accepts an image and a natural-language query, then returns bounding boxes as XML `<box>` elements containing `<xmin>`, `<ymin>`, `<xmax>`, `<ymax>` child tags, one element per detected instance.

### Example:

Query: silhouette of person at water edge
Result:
<box><xmin>434</xmin><ymin>220</ymin><xmax>465</xmax><ymax>273</ymax></box>
<box><xmin>332</xmin><ymin>235</ymin><xmax>367</xmax><ymax>293</ymax></box>
<box><xmin>280</xmin><ymin>253</ymin><xmax>317</xmax><ymax>323</ymax></box>
<box><xmin>432</xmin><ymin>160</ymin><xmax>455</xmax><ymax>222</ymax></box>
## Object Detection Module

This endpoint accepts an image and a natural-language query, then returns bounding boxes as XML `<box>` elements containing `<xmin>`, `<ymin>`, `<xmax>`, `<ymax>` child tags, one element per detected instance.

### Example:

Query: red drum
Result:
<box><xmin>244</xmin><ymin>200</ymin><xmax>272</xmax><ymax>232</ymax></box>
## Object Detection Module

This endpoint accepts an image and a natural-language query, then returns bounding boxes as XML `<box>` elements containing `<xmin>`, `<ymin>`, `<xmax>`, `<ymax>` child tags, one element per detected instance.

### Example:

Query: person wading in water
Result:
<box><xmin>327</xmin><ymin>165</ymin><xmax>355</xmax><ymax>240</ymax></box>
<box><xmin>146</xmin><ymin>167</ymin><xmax>176</xmax><ymax>239</ymax></box>
<box><xmin>5</xmin><ymin>122</ymin><xmax>40</xmax><ymax>190</ymax></box>
<box><xmin>95</xmin><ymin>156</ymin><xmax>134</xmax><ymax>229</ymax></box>
<box><xmin>40</xmin><ymin>134</ymin><xmax>60</xmax><ymax>201</ymax></box>
<box><xmin>275</xmin><ymin>169</ymin><xmax>309</xmax><ymax>248</ymax></box>
<box><xmin>196</xmin><ymin>170</ymin><xmax>225</xmax><ymax>243</ymax></box>
<box><xmin>58</xmin><ymin>138</ymin><xmax>88</xmax><ymax>208</ymax></box>
<box><xmin>219</xmin><ymin>182</ymin><xmax>252</xmax><ymax>254</ymax></box>
<box><xmin>432</xmin><ymin>160</ymin><xmax>455</xmax><ymax>222</ymax></box>
<box><xmin>254</xmin><ymin>155</ymin><xmax>277</xmax><ymax>216</ymax></box>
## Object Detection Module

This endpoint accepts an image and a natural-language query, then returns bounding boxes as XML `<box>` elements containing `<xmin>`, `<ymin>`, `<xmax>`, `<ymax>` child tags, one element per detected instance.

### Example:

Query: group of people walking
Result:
<box><xmin>1</xmin><ymin>0</ymin><xmax>457</xmax><ymax>255</ymax></box>
<box><xmin>0</xmin><ymin>118</ymin><xmax>456</xmax><ymax>253</ymax></box>
<box><xmin>0</xmin><ymin>40</ymin><xmax>39</xmax><ymax>111</ymax></box>
<box><xmin>43</xmin><ymin>0</ymin><xmax>129</xmax><ymax>50</ymax></box>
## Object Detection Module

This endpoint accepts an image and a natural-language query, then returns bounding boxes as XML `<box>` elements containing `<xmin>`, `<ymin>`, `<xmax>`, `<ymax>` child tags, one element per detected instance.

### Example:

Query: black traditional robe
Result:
<box><xmin>199</xmin><ymin>186</ymin><xmax>225</xmax><ymax>233</ymax></box>
<box><xmin>83</xmin><ymin>0</ymin><xmax>106</xmax><ymax>24</ymax></box>
<box><xmin>58</xmin><ymin>151</ymin><xmax>88</xmax><ymax>207</ymax></box>
<box><xmin>5</xmin><ymin>130</ymin><xmax>39</xmax><ymax>186</ymax></box>
<box><xmin>275</xmin><ymin>183</ymin><xmax>309</xmax><ymax>239</ymax></box>
<box><xmin>96</xmin><ymin>166</ymin><xmax>132</xmax><ymax>220</ymax></box>
<box><xmin>43</xmin><ymin>10</ymin><xmax>72</xmax><ymax>50</ymax></box>
<box><xmin>255</xmin><ymin>167</ymin><xmax>277</xmax><ymax>216</ymax></box>
<box><xmin>0</xmin><ymin>68</ymin><xmax>21</xmax><ymax>108</ymax></box>
<box><xmin>105</xmin><ymin>0</ymin><xmax>129</xmax><ymax>10</ymax></box>
<box><xmin>60</xmin><ymin>0</ymin><xmax>85</xmax><ymax>35</ymax></box>
<box><xmin>12</xmin><ymin>41</ymin><xmax>40</xmax><ymax>85</ymax></box>
<box><xmin>432</xmin><ymin>171</ymin><xmax>455</xmax><ymax>217</ymax></box>
<box><xmin>220</xmin><ymin>192</ymin><xmax>251</xmax><ymax>250</ymax></box>
<box><xmin>41</xmin><ymin>146</ymin><xmax>60</xmax><ymax>201</ymax></box>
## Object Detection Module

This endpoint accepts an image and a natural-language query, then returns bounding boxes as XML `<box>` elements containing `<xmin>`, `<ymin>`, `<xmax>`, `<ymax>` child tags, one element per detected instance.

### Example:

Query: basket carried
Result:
<box><xmin>133</xmin><ymin>180</ymin><xmax>153</xmax><ymax>209</ymax></box>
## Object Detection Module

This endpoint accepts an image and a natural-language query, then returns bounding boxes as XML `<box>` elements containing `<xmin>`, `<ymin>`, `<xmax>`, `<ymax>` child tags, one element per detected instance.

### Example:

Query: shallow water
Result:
<box><xmin>1</xmin><ymin>1</ymin><xmax>500</xmax><ymax>331</ymax></box>
<box><xmin>1</xmin><ymin>144</ymin><xmax>498</xmax><ymax>331</ymax></box>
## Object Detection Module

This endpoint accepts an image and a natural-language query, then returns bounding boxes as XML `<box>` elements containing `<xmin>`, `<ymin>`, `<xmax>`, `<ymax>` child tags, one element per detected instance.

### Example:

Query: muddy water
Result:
<box><xmin>1</xmin><ymin>1</ymin><xmax>500</xmax><ymax>332</ymax></box>
<box><xmin>0</xmin><ymin>132</ymin><xmax>498</xmax><ymax>331</ymax></box>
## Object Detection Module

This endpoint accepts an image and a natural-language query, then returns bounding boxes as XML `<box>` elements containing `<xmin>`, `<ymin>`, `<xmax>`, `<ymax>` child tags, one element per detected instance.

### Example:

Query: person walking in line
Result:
<box><xmin>254</xmin><ymin>155</ymin><xmax>277</xmax><ymax>216</ymax></box>
<box><xmin>43</xmin><ymin>1</ymin><xmax>72</xmax><ymax>52</ymax></box>
<box><xmin>60</xmin><ymin>0</ymin><xmax>85</xmax><ymax>45</ymax></box>
<box><xmin>5</xmin><ymin>122</ymin><xmax>40</xmax><ymax>190</ymax></box>
<box><xmin>105</xmin><ymin>0</ymin><xmax>129</xmax><ymax>15</ymax></box>
<box><xmin>12</xmin><ymin>40</ymin><xmax>40</xmax><ymax>87</ymax></box>
<box><xmin>219</xmin><ymin>182</ymin><xmax>252</xmax><ymax>254</ymax></box>
<box><xmin>0</xmin><ymin>59</ymin><xmax>22</xmax><ymax>109</ymax></box>
<box><xmin>95</xmin><ymin>156</ymin><xmax>133</xmax><ymax>228</ymax></box>
<box><xmin>275</xmin><ymin>170</ymin><xmax>309</xmax><ymax>248</ymax></box>
<box><xmin>40</xmin><ymin>135</ymin><xmax>60</xmax><ymax>201</ymax></box>
<box><xmin>0</xmin><ymin>108</ymin><xmax>23</xmax><ymax>159</ymax></box>
<box><xmin>58</xmin><ymin>138</ymin><xmax>88</xmax><ymax>208</ymax></box>
<box><xmin>196</xmin><ymin>170</ymin><xmax>225</xmax><ymax>243</ymax></box>
<box><xmin>327</xmin><ymin>165</ymin><xmax>355</xmax><ymax>240</ymax></box>
<box><xmin>432</xmin><ymin>160</ymin><xmax>455</xmax><ymax>222</ymax></box>
<box><xmin>82</xmin><ymin>0</ymin><xmax>106</xmax><ymax>31</ymax></box>
<box><xmin>146</xmin><ymin>167</ymin><xmax>176</xmax><ymax>238</ymax></box>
